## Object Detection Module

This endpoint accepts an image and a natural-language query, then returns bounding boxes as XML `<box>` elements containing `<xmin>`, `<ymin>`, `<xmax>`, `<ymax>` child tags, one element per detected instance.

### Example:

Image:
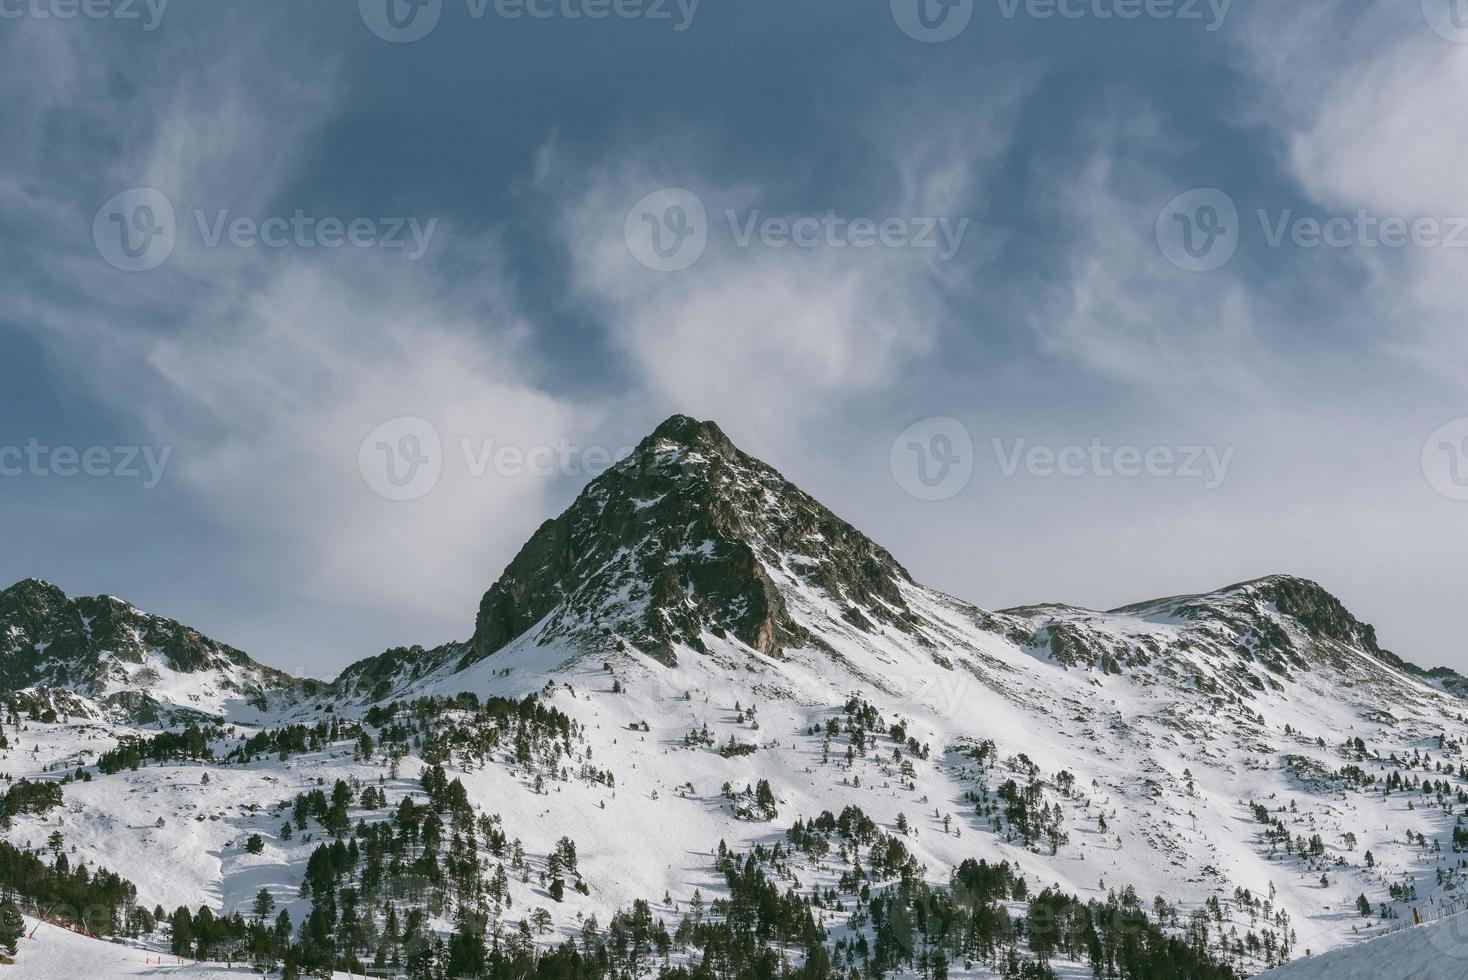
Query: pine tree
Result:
<box><xmin>0</xmin><ymin>899</ymin><xmax>23</xmax><ymax>956</ymax></box>
<box><xmin>755</xmin><ymin>779</ymin><xmax>778</xmax><ymax>820</ymax></box>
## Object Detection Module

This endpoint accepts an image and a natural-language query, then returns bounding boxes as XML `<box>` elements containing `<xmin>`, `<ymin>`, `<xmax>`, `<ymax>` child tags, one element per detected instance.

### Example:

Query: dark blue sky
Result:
<box><xmin>2</xmin><ymin>0</ymin><xmax>1465</xmax><ymax>675</ymax></box>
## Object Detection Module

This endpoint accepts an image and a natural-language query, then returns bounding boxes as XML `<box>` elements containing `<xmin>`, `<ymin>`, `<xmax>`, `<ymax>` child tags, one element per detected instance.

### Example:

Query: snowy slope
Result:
<box><xmin>7</xmin><ymin>915</ymin><xmax>350</xmax><ymax>979</ymax></box>
<box><xmin>1257</xmin><ymin>910</ymin><xmax>1468</xmax><ymax>978</ymax></box>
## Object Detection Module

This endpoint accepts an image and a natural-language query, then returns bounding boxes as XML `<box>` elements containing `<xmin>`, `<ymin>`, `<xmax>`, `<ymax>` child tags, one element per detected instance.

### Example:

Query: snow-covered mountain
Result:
<box><xmin>3</xmin><ymin>415</ymin><xmax>1466</xmax><ymax>978</ymax></box>
<box><xmin>334</xmin><ymin>414</ymin><xmax>924</xmax><ymax>699</ymax></box>
<box><xmin>0</xmin><ymin>577</ymin><xmax>299</xmax><ymax>724</ymax></box>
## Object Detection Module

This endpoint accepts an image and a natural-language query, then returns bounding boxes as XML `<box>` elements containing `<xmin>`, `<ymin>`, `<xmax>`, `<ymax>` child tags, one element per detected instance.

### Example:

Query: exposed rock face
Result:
<box><xmin>465</xmin><ymin>415</ymin><xmax>915</xmax><ymax>667</ymax></box>
<box><xmin>0</xmin><ymin>578</ymin><xmax>296</xmax><ymax>719</ymax></box>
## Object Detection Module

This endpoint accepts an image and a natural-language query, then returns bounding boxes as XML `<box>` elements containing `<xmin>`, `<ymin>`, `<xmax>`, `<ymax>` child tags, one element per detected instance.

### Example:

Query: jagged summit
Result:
<box><xmin>12</xmin><ymin>419</ymin><xmax>1465</xmax><ymax>721</ymax></box>
<box><xmin>642</xmin><ymin>413</ymin><xmax>739</xmax><ymax>454</ymax></box>
<box><xmin>465</xmin><ymin>414</ymin><xmax>915</xmax><ymax>669</ymax></box>
<box><xmin>335</xmin><ymin>414</ymin><xmax>923</xmax><ymax>699</ymax></box>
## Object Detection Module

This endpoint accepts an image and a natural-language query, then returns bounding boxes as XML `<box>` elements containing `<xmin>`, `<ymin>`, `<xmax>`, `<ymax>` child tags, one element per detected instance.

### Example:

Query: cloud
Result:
<box><xmin>546</xmin><ymin>94</ymin><xmax>1019</xmax><ymax>444</ymax></box>
<box><xmin>1022</xmin><ymin>108</ymin><xmax>1273</xmax><ymax>406</ymax></box>
<box><xmin>1237</xmin><ymin>2</ymin><xmax>1468</xmax><ymax>381</ymax></box>
<box><xmin>1289</xmin><ymin>47</ymin><xmax>1468</xmax><ymax>379</ymax></box>
<box><xmin>143</xmin><ymin>252</ymin><xmax>595</xmax><ymax>623</ymax></box>
<box><xmin>556</xmin><ymin>165</ymin><xmax>939</xmax><ymax>435</ymax></box>
<box><xmin>0</xmin><ymin>11</ymin><xmax>597</xmax><ymax>651</ymax></box>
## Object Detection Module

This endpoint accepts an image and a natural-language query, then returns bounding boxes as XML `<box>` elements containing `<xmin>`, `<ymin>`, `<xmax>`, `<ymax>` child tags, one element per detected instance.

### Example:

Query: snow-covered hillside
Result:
<box><xmin>5</xmin><ymin>915</ymin><xmax>351</xmax><ymax>978</ymax></box>
<box><xmin>1257</xmin><ymin>909</ymin><xmax>1468</xmax><ymax>978</ymax></box>
<box><xmin>2</xmin><ymin>416</ymin><xmax>1466</xmax><ymax>978</ymax></box>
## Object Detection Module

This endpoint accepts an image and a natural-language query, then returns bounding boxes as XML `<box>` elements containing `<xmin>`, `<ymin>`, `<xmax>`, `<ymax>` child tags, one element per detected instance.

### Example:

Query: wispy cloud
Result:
<box><xmin>0</xmin><ymin>12</ymin><xmax>597</xmax><ymax>657</ymax></box>
<box><xmin>545</xmin><ymin>100</ymin><xmax>1018</xmax><ymax>448</ymax></box>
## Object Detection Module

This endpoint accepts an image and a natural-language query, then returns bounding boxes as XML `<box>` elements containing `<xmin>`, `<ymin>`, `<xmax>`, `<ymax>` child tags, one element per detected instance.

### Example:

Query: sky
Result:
<box><xmin>0</xmin><ymin>0</ymin><xmax>1465</xmax><ymax>679</ymax></box>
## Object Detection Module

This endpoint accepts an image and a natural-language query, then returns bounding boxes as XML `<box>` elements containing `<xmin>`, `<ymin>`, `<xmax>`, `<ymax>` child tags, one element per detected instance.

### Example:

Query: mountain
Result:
<box><xmin>3</xmin><ymin>415</ymin><xmax>1467</xmax><ymax>979</ymax></box>
<box><xmin>996</xmin><ymin>573</ymin><xmax>1468</xmax><ymax>711</ymax></box>
<box><xmin>0</xmin><ymin>578</ymin><xmax>298</xmax><ymax>723</ymax></box>
<box><xmin>335</xmin><ymin>415</ymin><xmax>921</xmax><ymax>698</ymax></box>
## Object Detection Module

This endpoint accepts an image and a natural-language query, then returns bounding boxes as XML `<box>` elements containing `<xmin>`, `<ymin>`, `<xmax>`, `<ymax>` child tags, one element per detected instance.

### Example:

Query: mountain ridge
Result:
<box><xmin>329</xmin><ymin>415</ymin><xmax>1467</xmax><ymax>705</ymax></box>
<box><xmin>0</xmin><ymin>576</ymin><xmax>300</xmax><ymax>722</ymax></box>
<box><xmin>7</xmin><ymin>417</ymin><xmax>1464</xmax><ymax>707</ymax></box>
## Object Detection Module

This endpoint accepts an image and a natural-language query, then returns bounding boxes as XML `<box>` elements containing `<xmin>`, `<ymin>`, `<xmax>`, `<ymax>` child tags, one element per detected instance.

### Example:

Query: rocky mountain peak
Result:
<box><xmin>641</xmin><ymin>413</ymin><xmax>738</xmax><ymax>456</ymax></box>
<box><xmin>1234</xmin><ymin>574</ymin><xmax>1383</xmax><ymax>652</ymax></box>
<box><xmin>1128</xmin><ymin>574</ymin><xmax>1388</xmax><ymax>660</ymax></box>
<box><xmin>0</xmin><ymin>578</ymin><xmax>296</xmax><ymax>721</ymax></box>
<box><xmin>0</xmin><ymin>577</ymin><xmax>68</xmax><ymax>613</ymax></box>
<box><xmin>465</xmin><ymin>415</ymin><xmax>915</xmax><ymax>669</ymax></box>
